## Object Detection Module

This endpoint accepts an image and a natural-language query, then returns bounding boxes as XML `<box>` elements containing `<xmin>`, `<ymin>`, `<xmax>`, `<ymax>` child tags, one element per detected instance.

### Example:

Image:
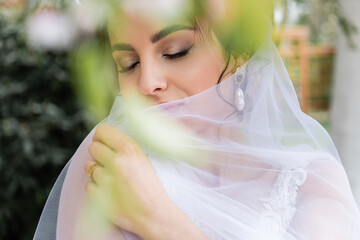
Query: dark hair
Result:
<box><xmin>190</xmin><ymin>19</ymin><xmax>253</xmax><ymax>85</ymax></box>
<box><xmin>189</xmin><ymin>0</ymin><xmax>272</xmax><ymax>84</ymax></box>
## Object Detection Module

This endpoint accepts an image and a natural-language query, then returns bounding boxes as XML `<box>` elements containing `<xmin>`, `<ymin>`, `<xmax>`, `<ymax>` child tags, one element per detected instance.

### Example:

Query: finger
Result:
<box><xmin>85</xmin><ymin>178</ymin><xmax>114</xmax><ymax>220</ymax></box>
<box><xmin>91</xmin><ymin>165</ymin><xmax>107</xmax><ymax>184</ymax></box>
<box><xmin>85</xmin><ymin>173</ymin><xmax>111</xmax><ymax>196</ymax></box>
<box><xmin>93</xmin><ymin>124</ymin><xmax>136</xmax><ymax>152</ymax></box>
<box><xmin>85</xmin><ymin>181</ymin><xmax>97</xmax><ymax>196</ymax></box>
<box><xmin>84</xmin><ymin>159</ymin><xmax>101</xmax><ymax>174</ymax></box>
<box><xmin>88</xmin><ymin>141</ymin><xmax>116</xmax><ymax>167</ymax></box>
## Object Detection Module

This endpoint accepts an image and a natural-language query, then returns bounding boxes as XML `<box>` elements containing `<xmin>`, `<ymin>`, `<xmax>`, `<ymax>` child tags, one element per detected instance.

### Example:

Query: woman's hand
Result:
<box><xmin>84</xmin><ymin>124</ymin><xmax>208</xmax><ymax>240</ymax></box>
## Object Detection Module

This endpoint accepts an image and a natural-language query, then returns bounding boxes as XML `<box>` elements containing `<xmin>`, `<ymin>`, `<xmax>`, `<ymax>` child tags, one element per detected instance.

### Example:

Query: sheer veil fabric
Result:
<box><xmin>34</xmin><ymin>38</ymin><xmax>360</xmax><ymax>239</ymax></box>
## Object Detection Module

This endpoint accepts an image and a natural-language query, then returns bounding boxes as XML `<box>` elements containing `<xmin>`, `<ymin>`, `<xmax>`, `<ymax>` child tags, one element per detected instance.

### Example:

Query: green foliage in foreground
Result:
<box><xmin>0</xmin><ymin>20</ymin><xmax>88</xmax><ymax>240</ymax></box>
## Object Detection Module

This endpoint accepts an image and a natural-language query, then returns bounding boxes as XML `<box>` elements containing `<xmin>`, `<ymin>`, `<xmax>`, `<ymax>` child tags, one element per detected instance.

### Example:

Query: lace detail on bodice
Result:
<box><xmin>259</xmin><ymin>163</ymin><xmax>308</xmax><ymax>239</ymax></box>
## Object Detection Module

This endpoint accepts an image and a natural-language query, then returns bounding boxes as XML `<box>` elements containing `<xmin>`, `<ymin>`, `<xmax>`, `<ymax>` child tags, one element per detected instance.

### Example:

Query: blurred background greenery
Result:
<box><xmin>0</xmin><ymin>19</ymin><xmax>89</xmax><ymax>239</ymax></box>
<box><xmin>0</xmin><ymin>0</ymin><xmax>359</xmax><ymax>239</ymax></box>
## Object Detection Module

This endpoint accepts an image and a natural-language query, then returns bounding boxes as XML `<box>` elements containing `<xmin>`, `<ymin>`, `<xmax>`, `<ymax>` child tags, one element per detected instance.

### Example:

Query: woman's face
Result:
<box><xmin>108</xmin><ymin>13</ymin><xmax>226</xmax><ymax>106</ymax></box>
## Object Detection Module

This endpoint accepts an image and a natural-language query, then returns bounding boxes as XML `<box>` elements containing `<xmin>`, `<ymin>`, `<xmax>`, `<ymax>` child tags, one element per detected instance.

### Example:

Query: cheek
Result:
<box><xmin>179</xmin><ymin>55</ymin><xmax>223</xmax><ymax>96</ymax></box>
<box><xmin>117</xmin><ymin>75</ymin><xmax>138</xmax><ymax>95</ymax></box>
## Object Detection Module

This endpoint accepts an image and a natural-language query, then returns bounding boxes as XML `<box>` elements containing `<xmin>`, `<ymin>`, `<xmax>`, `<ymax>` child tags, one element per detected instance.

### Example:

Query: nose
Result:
<box><xmin>138</xmin><ymin>62</ymin><xmax>168</xmax><ymax>96</ymax></box>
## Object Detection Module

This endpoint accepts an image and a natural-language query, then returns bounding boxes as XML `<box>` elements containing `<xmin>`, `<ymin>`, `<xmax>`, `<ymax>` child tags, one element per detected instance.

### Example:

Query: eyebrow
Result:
<box><xmin>112</xmin><ymin>43</ymin><xmax>135</xmax><ymax>52</ymax></box>
<box><xmin>111</xmin><ymin>24</ymin><xmax>193</xmax><ymax>52</ymax></box>
<box><xmin>150</xmin><ymin>24</ymin><xmax>193</xmax><ymax>43</ymax></box>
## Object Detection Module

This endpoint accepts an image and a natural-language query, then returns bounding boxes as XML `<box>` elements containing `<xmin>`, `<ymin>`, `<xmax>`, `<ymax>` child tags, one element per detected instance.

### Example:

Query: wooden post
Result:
<box><xmin>273</xmin><ymin>26</ymin><xmax>310</xmax><ymax>113</ymax></box>
<box><xmin>298</xmin><ymin>28</ymin><xmax>310</xmax><ymax>113</ymax></box>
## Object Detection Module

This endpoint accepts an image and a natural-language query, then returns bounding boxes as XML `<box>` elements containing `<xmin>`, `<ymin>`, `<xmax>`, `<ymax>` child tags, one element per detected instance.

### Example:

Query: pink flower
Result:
<box><xmin>26</xmin><ymin>7</ymin><xmax>76</xmax><ymax>51</ymax></box>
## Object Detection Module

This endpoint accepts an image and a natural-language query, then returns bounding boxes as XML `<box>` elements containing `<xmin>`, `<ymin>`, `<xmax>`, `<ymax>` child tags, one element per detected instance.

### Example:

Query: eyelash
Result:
<box><xmin>163</xmin><ymin>46</ymin><xmax>192</xmax><ymax>59</ymax></box>
<box><xmin>118</xmin><ymin>45</ymin><xmax>193</xmax><ymax>74</ymax></box>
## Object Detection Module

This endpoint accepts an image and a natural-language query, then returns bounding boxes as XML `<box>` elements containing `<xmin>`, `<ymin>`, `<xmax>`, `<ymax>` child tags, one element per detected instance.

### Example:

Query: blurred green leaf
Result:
<box><xmin>71</xmin><ymin>40</ymin><xmax>118</xmax><ymax>126</ymax></box>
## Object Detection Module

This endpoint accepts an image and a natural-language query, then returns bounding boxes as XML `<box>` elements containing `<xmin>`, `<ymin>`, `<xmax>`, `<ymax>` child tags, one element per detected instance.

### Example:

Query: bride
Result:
<box><xmin>34</xmin><ymin>0</ymin><xmax>360</xmax><ymax>239</ymax></box>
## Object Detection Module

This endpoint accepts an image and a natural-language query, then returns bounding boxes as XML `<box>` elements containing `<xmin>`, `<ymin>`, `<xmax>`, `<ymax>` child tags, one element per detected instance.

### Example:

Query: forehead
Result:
<box><xmin>107</xmin><ymin>8</ymin><xmax>193</xmax><ymax>44</ymax></box>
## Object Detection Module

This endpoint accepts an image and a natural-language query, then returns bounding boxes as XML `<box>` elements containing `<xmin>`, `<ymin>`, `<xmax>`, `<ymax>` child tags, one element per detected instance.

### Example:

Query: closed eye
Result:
<box><xmin>163</xmin><ymin>45</ymin><xmax>194</xmax><ymax>60</ymax></box>
<box><xmin>118</xmin><ymin>45</ymin><xmax>194</xmax><ymax>73</ymax></box>
<box><xmin>118</xmin><ymin>62</ymin><xmax>139</xmax><ymax>73</ymax></box>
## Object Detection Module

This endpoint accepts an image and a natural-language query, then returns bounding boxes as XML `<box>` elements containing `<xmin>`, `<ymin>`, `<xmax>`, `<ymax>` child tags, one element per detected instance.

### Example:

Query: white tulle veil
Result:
<box><xmin>34</xmin><ymin>22</ymin><xmax>360</xmax><ymax>239</ymax></box>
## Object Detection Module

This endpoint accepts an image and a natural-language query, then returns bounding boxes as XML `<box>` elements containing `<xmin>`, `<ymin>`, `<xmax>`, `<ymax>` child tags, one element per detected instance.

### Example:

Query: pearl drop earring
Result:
<box><xmin>232</xmin><ymin>65</ymin><xmax>246</xmax><ymax>111</ymax></box>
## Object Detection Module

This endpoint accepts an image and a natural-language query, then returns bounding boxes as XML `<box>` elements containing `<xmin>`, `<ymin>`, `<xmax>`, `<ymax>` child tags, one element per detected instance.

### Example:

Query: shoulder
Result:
<box><xmin>299</xmin><ymin>153</ymin><xmax>353</xmax><ymax>206</ymax></box>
